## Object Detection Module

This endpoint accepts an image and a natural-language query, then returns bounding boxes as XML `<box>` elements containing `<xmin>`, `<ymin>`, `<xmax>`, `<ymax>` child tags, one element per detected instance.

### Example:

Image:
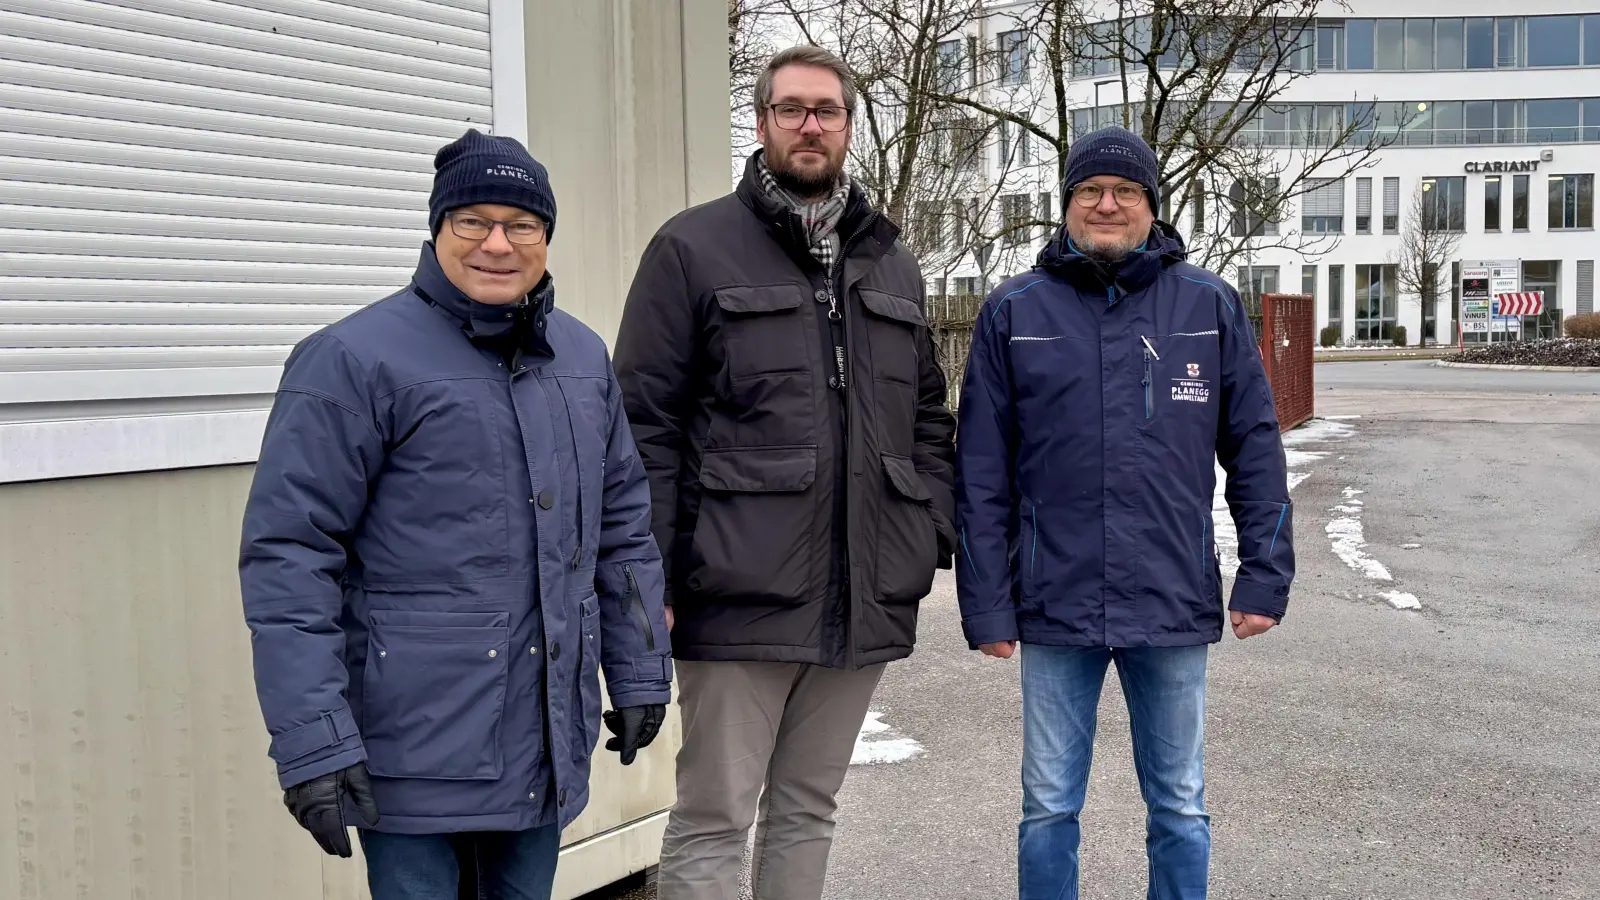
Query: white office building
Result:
<box><xmin>938</xmin><ymin>1</ymin><xmax>1600</xmax><ymax>345</ymax></box>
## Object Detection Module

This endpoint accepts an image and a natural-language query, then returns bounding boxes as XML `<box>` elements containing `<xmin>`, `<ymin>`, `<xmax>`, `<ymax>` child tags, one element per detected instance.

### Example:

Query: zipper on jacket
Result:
<box><xmin>624</xmin><ymin>563</ymin><xmax>655</xmax><ymax>652</ymax></box>
<box><xmin>1140</xmin><ymin>335</ymin><xmax>1158</xmax><ymax>419</ymax></box>
<box><xmin>831</xmin><ymin>211</ymin><xmax>878</xmax><ymax>672</ymax></box>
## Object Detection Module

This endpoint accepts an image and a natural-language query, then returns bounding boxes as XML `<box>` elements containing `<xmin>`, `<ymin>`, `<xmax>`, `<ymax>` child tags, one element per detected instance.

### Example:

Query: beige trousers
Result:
<box><xmin>656</xmin><ymin>659</ymin><xmax>887</xmax><ymax>900</ymax></box>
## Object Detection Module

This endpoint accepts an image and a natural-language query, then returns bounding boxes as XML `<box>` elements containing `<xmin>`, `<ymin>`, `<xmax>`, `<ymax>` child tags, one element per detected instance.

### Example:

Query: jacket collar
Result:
<box><xmin>735</xmin><ymin>151</ymin><xmax>891</xmax><ymax>265</ymax></box>
<box><xmin>411</xmin><ymin>242</ymin><xmax>555</xmax><ymax>359</ymax></box>
<box><xmin>1036</xmin><ymin>219</ymin><xmax>1188</xmax><ymax>298</ymax></box>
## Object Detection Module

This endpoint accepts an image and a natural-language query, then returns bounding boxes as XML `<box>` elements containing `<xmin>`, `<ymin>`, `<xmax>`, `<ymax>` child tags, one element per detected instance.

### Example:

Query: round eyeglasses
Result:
<box><xmin>1070</xmin><ymin>182</ymin><xmax>1147</xmax><ymax>208</ymax></box>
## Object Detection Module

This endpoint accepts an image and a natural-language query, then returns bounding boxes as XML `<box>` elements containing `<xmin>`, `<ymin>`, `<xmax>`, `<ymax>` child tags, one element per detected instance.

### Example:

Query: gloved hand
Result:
<box><xmin>282</xmin><ymin>761</ymin><xmax>379</xmax><ymax>857</ymax></box>
<box><xmin>603</xmin><ymin>704</ymin><xmax>666</xmax><ymax>765</ymax></box>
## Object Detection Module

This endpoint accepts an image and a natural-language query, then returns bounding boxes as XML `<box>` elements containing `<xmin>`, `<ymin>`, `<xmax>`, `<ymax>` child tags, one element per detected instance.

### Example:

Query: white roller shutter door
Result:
<box><xmin>0</xmin><ymin>0</ymin><xmax>503</xmax><ymax>409</ymax></box>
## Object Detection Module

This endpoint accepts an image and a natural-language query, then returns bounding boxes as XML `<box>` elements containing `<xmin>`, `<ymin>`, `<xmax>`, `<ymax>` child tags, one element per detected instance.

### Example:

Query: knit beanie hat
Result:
<box><xmin>428</xmin><ymin>129</ymin><xmax>557</xmax><ymax>243</ymax></box>
<box><xmin>1063</xmin><ymin>125</ymin><xmax>1160</xmax><ymax>213</ymax></box>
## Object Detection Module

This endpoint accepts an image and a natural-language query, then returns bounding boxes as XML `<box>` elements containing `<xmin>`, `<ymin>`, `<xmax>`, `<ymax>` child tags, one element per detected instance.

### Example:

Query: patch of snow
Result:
<box><xmin>1326</xmin><ymin>511</ymin><xmax>1393</xmax><ymax>581</ymax></box>
<box><xmin>1282</xmin><ymin>419</ymin><xmax>1358</xmax><ymax>446</ymax></box>
<box><xmin>1284</xmin><ymin>448</ymin><xmax>1329</xmax><ymax>467</ymax></box>
<box><xmin>1287</xmin><ymin>472</ymin><xmax>1311</xmax><ymax>491</ymax></box>
<box><xmin>852</xmin><ymin>712</ymin><xmax>925</xmax><ymax>766</ymax></box>
<box><xmin>1379</xmin><ymin>590</ymin><xmax>1421</xmax><ymax>610</ymax></box>
<box><xmin>1326</xmin><ymin>414</ymin><xmax>1362</xmax><ymax>420</ymax></box>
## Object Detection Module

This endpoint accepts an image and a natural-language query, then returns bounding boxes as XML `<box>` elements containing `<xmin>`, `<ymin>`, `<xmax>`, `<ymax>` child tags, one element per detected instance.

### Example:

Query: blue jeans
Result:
<box><xmin>359</xmin><ymin>825</ymin><xmax>560</xmax><ymax>900</ymax></box>
<box><xmin>1018</xmin><ymin>643</ymin><xmax>1210</xmax><ymax>900</ymax></box>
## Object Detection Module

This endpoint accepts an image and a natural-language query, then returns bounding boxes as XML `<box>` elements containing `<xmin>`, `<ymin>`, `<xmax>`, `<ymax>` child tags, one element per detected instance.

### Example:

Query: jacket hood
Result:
<box><xmin>411</xmin><ymin>242</ymin><xmax>555</xmax><ymax>355</ymax></box>
<box><xmin>1036</xmin><ymin>219</ymin><xmax>1188</xmax><ymax>295</ymax></box>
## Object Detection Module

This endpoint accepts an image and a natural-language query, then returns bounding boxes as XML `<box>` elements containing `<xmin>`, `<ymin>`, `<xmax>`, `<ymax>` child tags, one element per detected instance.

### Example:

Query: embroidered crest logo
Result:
<box><xmin>1186</xmin><ymin>362</ymin><xmax>1200</xmax><ymax>377</ymax></box>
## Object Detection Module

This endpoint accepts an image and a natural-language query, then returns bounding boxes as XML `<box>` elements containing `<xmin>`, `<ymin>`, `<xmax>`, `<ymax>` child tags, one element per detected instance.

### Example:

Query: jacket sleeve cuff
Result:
<box><xmin>1228</xmin><ymin>579</ymin><xmax>1289</xmax><ymax>620</ymax></box>
<box><xmin>269</xmin><ymin>708</ymin><xmax>365</xmax><ymax>789</ymax></box>
<box><xmin>962</xmin><ymin>609</ymin><xmax>1021</xmax><ymax>649</ymax></box>
<box><xmin>605</xmin><ymin>655</ymin><xmax>673</xmax><ymax>709</ymax></box>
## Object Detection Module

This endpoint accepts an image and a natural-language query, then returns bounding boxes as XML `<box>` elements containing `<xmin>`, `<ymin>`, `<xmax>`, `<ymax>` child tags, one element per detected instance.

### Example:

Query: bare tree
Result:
<box><xmin>1390</xmin><ymin>183</ymin><xmax>1462</xmax><ymax>347</ymax></box>
<box><xmin>923</xmin><ymin>0</ymin><xmax>1405</xmax><ymax>305</ymax></box>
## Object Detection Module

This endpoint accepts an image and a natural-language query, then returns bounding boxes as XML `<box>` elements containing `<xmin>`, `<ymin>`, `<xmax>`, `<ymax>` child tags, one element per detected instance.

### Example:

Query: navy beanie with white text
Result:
<box><xmin>428</xmin><ymin>129</ymin><xmax>557</xmax><ymax>243</ymax></box>
<box><xmin>1063</xmin><ymin>125</ymin><xmax>1161</xmax><ymax>213</ymax></box>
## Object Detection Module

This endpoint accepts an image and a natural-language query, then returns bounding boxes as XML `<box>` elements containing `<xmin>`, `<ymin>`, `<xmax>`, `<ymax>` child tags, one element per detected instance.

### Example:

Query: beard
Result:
<box><xmin>1065</xmin><ymin>224</ymin><xmax>1146</xmax><ymax>264</ymax></box>
<box><xmin>767</xmin><ymin>142</ymin><xmax>845</xmax><ymax>197</ymax></box>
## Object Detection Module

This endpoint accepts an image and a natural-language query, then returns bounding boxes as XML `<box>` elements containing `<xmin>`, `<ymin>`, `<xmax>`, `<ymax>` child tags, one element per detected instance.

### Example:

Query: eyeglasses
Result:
<box><xmin>446</xmin><ymin>211</ymin><xmax>547</xmax><ymax>245</ymax></box>
<box><xmin>766</xmin><ymin>103</ymin><xmax>851</xmax><ymax>133</ymax></box>
<box><xmin>1070</xmin><ymin>182</ymin><xmax>1147</xmax><ymax>209</ymax></box>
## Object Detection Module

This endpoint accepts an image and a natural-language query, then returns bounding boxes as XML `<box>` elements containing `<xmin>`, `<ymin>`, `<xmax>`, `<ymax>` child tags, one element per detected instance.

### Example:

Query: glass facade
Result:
<box><xmin>1070</xmin><ymin>98</ymin><xmax>1600</xmax><ymax>147</ymax></box>
<box><xmin>1313</xmin><ymin>16</ymin><xmax>1600</xmax><ymax>71</ymax></box>
<box><xmin>1355</xmin><ymin>264</ymin><xmax>1399</xmax><ymax>342</ymax></box>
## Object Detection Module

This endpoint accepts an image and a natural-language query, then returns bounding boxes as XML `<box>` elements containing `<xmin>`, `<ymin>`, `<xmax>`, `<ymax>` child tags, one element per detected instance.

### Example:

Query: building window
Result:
<box><xmin>1420</xmin><ymin>177</ymin><xmax>1466</xmax><ymax>231</ymax></box>
<box><xmin>1513</xmin><ymin>174</ymin><xmax>1530</xmax><ymax>229</ymax></box>
<box><xmin>1317</xmin><ymin>21</ymin><xmax>1344</xmax><ymax>69</ymax></box>
<box><xmin>1497</xmin><ymin>17</ymin><xmax>1524</xmax><ymax>68</ymax></box>
<box><xmin>1374</xmin><ymin>19</ymin><xmax>1404</xmax><ymax>69</ymax></box>
<box><xmin>1527</xmin><ymin>99</ymin><xmax>1580</xmax><ymax>143</ymax></box>
<box><xmin>1588</xmin><ymin>16</ymin><xmax>1600</xmax><ymax>66</ymax></box>
<box><xmin>1527</xmin><ymin>16</ymin><xmax>1580</xmax><ymax>68</ymax></box>
<box><xmin>1355</xmin><ymin>264</ymin><xmax>1398</xmax><ymax>341</ymax></box>
<box><xmin>1346</xmin><ymin>19</ymin><xmax>1374</xmax><ymax>69</ymax></box>
<box><xmin>1355</xmin><ymin>178</ymin><xmax>1372</xmax><ymax>233</ymax></box>
<box><xmin>1230</xmin><ymin>178</ymin><xmax>1279</xmax><ymax>237</ymax></box>
<box><xmin>998</xmin><ymin>30</ymin><xmax>1029</xmax><ymax>85</ymax></box>
<box><xmin>913</xmin><ymin>200</ymin><xmax>943</xmax><ymax>250</ymax></box>
<box><xmin>1578</xmin><ymin>260</ymin><xmax>1595</xmax><ymax>315</ymax></box>
<box><xmin>1036</xmin><ymin>192</ymin><xmax>1052</xmax><ymax>237</ymax></box>
<box><xmin>1382</xmin><ymin>177</ymin><xmax>1400</xmax><ymax>233</ymax></box>
<box><xmin>1302</xmin><ymin>265</ymin><xmax>1317</xmax><ymax>300</ymax></box>
<box><xmin>1328</xmin><ymin>265</ymin><xmax>1344</xmax><ymax>327</ymax></box>
<box><xmin>1236</xmin><ymin>266</ymin><xmax>1280</xmax><ymax>305</ymax></box>
<box><xmin>1464</xmin><ymin>100</ymin><xmax>1495</xmax><ymax>143</ymax></box>
<box><xmin>1001</xmin><ymin>193</ymin><xmax>1031</xmax><ymax>246</ymax></box>
<box><xmin>1522</xmin><ymin>260</ymin><xmax>1561</xmax><ymax>338</ymax></box>
<box><xmin>1484</xmin><ymin>176</ymin><xmax>1502</xmax><ymax>232</ymax></box>
<box><xmin>1547</xmin><ymin>174</ymin><xmax>1594</xmax><ymax>230</ymax></box>
<box><xmin>936</xmin><ymin>39</ymin><xmax>967</xmax><ymax>92</ymax></box>
<box><xmin>1435</xmin><ymin>19</ymin><xmax>1464</xmax><ymax>69</ymax></box>
<box><xmin>1405</xmin><ymin>19</ymin><xmax>1434</xmax><ymax>70</ymax></box>
<box><xmin>1190</xmin><ymin>180</ymin><xmax>1207</xmax><ymax>235</ymax></box>
<box><xmin>1301</xmin><ymin>178</ymin><xmax>1344</xmax><ymax>233</ymax></box>
<box><xmin>1466</xmin><ymin>17</ymin><xmax>1495</xmax><ymax>68</ymax></box>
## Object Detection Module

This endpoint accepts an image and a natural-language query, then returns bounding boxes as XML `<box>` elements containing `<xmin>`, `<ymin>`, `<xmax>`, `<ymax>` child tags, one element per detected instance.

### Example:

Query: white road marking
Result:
<box><xmin>852</xmin><ymin>711</ymin><xmax>925</xmax><ymax>766</ymax></box>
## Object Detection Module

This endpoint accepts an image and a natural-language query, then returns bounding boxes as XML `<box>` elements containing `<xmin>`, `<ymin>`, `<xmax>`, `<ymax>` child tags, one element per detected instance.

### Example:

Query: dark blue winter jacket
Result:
<box><xmin>239</xmin><ymin>245</ymin><xmax>672</xmax><ymax>834</ymax></box>
<box><xmin>954</xmin><ymin>223</ymin><xmax>1294</xmax><ymax>649</ymax></box>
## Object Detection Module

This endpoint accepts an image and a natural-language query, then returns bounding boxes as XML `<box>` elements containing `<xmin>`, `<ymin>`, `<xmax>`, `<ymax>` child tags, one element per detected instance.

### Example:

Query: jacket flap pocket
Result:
<box><xmin>699</xmin><ymin>445</ymin><xmax>817</xmax><ymax>492</ymax></box>
<box><xmin>715</xmin><ymin>283</ymin><xmax>806</xmax><ymax>315</ymax></box>
<box><xmin>859</xmin><ymin>289</ymin><xmax>926</xmax><ymax>327</ymax></box>
<box><xmin>369</xmin><ymin>608</ymin><xmax>509</xmax><ymax>631</ymax></box>
<box><xmin>881</xmin><ymin>453</ymin><xmax>931</xmax><ymax>503</ymax></box>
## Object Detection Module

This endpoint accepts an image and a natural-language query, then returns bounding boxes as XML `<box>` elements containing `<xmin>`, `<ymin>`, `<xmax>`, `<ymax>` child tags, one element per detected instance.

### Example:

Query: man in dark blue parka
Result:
<box><xmin>954</xmin><ymin>126</ymin><xmax>1294</xmax><ymax>900</ymax></box>
<box><xmin>239</xmin><ymin>130</ymin><xmax>673</xmax><ymax>899</ymax></box>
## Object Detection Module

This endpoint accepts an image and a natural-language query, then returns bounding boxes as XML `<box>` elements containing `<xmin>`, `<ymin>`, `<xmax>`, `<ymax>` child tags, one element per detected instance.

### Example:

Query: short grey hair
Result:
<box><xmin>754</xmin><ymin>45</ymin><xmax>857</xmax><ymax>113</ymax></box>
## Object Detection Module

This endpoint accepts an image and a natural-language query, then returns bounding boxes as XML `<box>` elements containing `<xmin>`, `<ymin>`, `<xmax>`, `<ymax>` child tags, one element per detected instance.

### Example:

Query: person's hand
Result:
<box><xmin>979</xmin><ymin>641</ymin><xmax>1017</xmax><ymax>659</ymax></box>
<box><xmin>282</xmin><ymin>761</ymin><xmax>379</xmax><ymax>857</ymax></box>
<box><xmin>603</xmin><ymin>704</ymin><xmax>666</xmax><ymax>765</ymax></box>
<box><xmin>664</xmin><ymin>605</ymin><xmax>674</xmax><ymax>631</ymax></box>
<box><xmin>1231</xmin><ymin>611</ymin><xmax>1278</xmax><ymax>639</ymax></box>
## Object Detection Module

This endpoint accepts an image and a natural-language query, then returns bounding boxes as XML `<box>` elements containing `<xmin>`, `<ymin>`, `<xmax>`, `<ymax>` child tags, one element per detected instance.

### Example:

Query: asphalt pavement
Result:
<box><xmin>596</xmin><ymin>360</ymin><xmax>1600</xmax><ymax>900</ymax></box>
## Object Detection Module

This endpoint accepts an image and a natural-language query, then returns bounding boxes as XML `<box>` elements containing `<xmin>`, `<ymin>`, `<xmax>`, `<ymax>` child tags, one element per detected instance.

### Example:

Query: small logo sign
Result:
<box><xmin>1186</xmin><ymin>362</ymin><xmax>1200</xmax><ymax>378</ymax></box>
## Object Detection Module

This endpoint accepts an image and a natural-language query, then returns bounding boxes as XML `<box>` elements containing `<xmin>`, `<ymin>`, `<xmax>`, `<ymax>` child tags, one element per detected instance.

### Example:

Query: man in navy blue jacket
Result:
<box><xmin>954</xmin><ymin>126</ymin><xmax>1294</xmax><ymax>900</ymax></box>
<box><xmin>239</xmin><ymin>130</ymin><xmax>673</xmax><ymax>899</ymax></box>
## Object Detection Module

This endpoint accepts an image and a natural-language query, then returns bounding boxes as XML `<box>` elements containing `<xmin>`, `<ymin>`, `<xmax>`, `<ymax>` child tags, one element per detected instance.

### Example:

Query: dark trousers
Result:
<box><xmin>359</xmin><ymin>825</ymin><xmax>561</xmax><ymax>900</ymax></box>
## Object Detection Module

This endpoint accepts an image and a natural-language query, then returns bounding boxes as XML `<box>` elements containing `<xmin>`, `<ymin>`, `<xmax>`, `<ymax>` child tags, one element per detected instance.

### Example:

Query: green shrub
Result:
<box><xmin>1564</xmin><ymin>313</ymin><xmax>1600</xmax><ymax>339</ymax></box>
<box><xmin>1391</xmin><ymin>325</ymin><xmax>1408</xmax><ymax>346</ymax></box>
<box><xmin>1320</xmin><ymin>325</ymin><xmax>1340</xmax><ymax>348</ymax></box>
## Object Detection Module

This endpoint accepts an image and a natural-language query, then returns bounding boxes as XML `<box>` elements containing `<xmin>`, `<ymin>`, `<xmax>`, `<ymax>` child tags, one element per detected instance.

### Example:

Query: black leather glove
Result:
<box><xmin>603</xmin><ymin>704</ymin><xmax>666</xmax><ymax>765</ymax></box>
<box><xmin>282</xmin><ymin>761</ymin><xmax>379</xmax><ymax>857</ymax></box>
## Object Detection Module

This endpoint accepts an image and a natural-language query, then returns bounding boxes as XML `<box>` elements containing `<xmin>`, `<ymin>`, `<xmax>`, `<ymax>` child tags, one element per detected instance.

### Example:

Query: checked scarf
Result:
<box><xmin>756</xmin><ymin>151</ymin><xmax>851</xmax><ymax>273</ymax></box>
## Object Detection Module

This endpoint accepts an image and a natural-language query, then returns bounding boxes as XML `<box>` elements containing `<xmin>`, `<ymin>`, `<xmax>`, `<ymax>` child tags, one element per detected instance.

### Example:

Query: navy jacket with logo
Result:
<box><xmin>954</xmin><ymin>222</ymin><xmax>1295</xmax><ymax>648</ymax></box>
<box><xmin>239</xmin><ymin>245</ymin><xmax>672</xmax><ymax>834</ymax></box>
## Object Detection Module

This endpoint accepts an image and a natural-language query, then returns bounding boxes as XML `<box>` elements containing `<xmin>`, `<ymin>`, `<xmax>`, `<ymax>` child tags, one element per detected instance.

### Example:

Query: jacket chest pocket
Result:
<box><xmin>713</xmin><ymin>284</ymin><xmax>811</xmax><ymax>382</ymax></box>
<box><xmin>1139</xmin><ymin>331</ymin><xmax>1221</xmax><ymax>427</ymax></box>
<box><xmin>857</xmin><ymin>289</ymin><xmax>924</xmax><ymax>386</ymax></box>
